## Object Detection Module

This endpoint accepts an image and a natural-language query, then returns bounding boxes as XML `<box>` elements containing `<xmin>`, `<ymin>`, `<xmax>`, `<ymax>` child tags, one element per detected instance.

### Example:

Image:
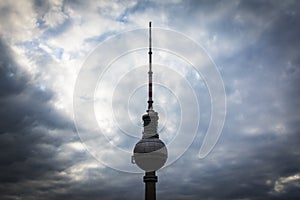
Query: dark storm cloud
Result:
<box><xmin>0</xmin><ymin>39</ymin><xmax>71</xmax><ymax>132</ymax></box>
<box><xmin>1</xmin><ymin>0</ymin><xmax>300</xmax><ymax>200</ymax></box>
<box><xmin>158</xmin><ymin>128</ymin><xmax>300</xmax><ymax>200</ymax></box>
<box><xmin>0</xmin><ymin>37</ymin><xmax>85</xmax><ymax>198</ymax></box>
<box><xmin>0</xmin><ymin>35</ymin><xmax>137</xmax><ymax>200</ymax></box>
<box><xmin>144</xmin><ymin>0</ymin><xmax>300</xmax><ymax>199</ymax></box>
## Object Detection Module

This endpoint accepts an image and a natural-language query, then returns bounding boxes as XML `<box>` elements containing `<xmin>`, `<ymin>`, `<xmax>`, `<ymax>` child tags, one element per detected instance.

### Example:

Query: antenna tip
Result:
<box><xmin>149</xmin><ymin>21</ymin><xmax>151</xmax><ymax>27</ymax></box>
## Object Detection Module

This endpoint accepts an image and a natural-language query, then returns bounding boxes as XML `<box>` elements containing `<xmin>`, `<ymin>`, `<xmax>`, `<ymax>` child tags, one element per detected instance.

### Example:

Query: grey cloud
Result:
<box><xmin>1</xmin><ymin>0</ymin><xmax>300</xmax><ymax>200</ymax></box>
<box><xmin>0</xmin><ymin>40</ymin><xmax>69</xmax><ymax>131</ymax></box>
<box><xmin>0</xmin><ymin>37</ymin><xmax>82</xmax><ymax>195</ymax></box>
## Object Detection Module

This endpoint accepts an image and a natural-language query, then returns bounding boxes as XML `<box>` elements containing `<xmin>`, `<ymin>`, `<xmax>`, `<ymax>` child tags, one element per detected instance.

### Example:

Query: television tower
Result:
<box><xmin>132</xmin><ymin>22</ymin><xmax>168</xmax><ymax>200</ymax></box>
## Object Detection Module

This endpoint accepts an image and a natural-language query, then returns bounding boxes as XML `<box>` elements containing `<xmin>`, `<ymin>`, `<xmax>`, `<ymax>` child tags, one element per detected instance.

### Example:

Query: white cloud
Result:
<box><xmin>272</xmin><ymin>173</ymin><xmax>300</xmax><ymax>194</ymax></box>
<box><xmin>43</xmin><ymin>0</ymin><xmax>68</xmax><ymax>28</ymax></box>
<box><xmin>0</xmin><ymin>1</ymin><xmax>40</xmax><ymax>42</ymax></box>
<box><xmin>64</xmin><ymin>161</ymin><xmax>104</xmax><ymax>182</ymax></box>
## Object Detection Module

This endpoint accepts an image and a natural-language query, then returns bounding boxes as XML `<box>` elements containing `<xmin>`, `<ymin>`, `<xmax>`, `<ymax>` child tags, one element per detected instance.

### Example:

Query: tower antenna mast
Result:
<box><xmin>148</xmin><ymin>21</ymin><xmax>153</xmax><ymax>111</ymax></box>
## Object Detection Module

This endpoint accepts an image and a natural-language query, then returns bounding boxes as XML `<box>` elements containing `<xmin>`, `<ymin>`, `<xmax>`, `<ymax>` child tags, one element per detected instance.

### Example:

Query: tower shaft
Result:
<box><xmin>144</xmin><ymin>171</ymin><xmax>157</xmax><ymax>200</ymax></box>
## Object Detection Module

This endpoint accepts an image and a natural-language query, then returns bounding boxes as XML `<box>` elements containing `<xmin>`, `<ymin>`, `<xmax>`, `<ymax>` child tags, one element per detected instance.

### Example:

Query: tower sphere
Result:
<box><xmin>133</xmin><ymin>137</ymin><xmax>168</xmax><ymax>172</ymax></box>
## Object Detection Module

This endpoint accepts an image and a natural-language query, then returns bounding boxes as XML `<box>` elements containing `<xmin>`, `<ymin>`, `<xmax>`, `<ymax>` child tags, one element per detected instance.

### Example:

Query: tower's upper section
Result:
<box><xmin>147</xmin><ymin>21</ymin><xmax>153</xmax><ymax>111</ymax></box>
<box><xmin>132</xmin><ymin>22</ymin><xmax>168</xmax><ymax>172</ymax></box>
<box><xmin>143</xmin><ymin>21</ymin><xmax>158</xmax><ymax>139</ymax></box>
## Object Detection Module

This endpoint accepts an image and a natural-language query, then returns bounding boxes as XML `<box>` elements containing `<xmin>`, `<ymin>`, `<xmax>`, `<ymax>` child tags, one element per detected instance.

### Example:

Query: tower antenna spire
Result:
<box><xmin>147</xmin><ymin>21</ymin><xmax>153</xmax><ymax>111</ymax></box>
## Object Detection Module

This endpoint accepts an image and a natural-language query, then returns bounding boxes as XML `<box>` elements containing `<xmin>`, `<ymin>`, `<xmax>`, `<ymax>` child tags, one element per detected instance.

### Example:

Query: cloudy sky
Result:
<box><xmin>1</xmin><ymin>0</ymin><xmax>300</xmax><ymax>199</ymax></box>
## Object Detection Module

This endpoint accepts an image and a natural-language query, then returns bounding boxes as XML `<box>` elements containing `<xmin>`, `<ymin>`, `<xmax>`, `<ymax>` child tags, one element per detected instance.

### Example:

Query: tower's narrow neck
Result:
<box><xmin>144</xmin><ymin>171</ymin><xmax>157</xmax><ymax>200</ymax></box>
<box><xmin>147</xmin><ymin>21</ymin><xmax>153</xmax><ymax>111</ymax></box>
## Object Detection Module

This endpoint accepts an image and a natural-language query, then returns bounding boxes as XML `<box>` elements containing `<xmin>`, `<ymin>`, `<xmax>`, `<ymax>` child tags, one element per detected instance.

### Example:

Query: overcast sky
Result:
<box><xmin>1</xmin><ymin>0</ymin><xmax>300</xmax><ymax>199</ymax></box>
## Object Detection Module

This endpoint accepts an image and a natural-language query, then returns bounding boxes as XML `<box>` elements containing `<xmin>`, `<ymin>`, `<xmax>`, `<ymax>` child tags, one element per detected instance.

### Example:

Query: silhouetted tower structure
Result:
<box><xmin>132</xmin><ymin>22</ymin><xmax>168</xmax><ymax>200</ymax></box>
